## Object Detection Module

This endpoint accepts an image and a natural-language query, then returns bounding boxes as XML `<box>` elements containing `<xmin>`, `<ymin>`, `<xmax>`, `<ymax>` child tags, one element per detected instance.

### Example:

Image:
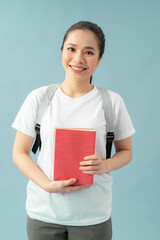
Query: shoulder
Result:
<box><xmin>28</xmin><ymin>84</ymin><xmax>59</xmax><ymax>103</ymax></box>
<box><xmin>23</xmin><ymin>85</ymin><xmax>50</xmax><ymax>108</ymax></box>
<box><xmin>107</xmin><ymin>89</ymin><xmax>123</xmax><ymax>102</ymax></box>
<box><xmin>27</xmin><ymin>85</ymin><xmax>48</xmax><ymax>100</ymax></box>
<box><xmin>107</xmin><ymin>89</ymin><xmax>124</xmax><ymax>109</ymax></box>
<box><xmin>96</xmin><ymin>87</ymin><xmax>127</xmax><ymax>121</ymax></box>
<box><xmin>96</xmin><ymin>86</ymin><xmax>124</xmax><ymax>108</ymax></box>
<box><xmin>16</xmin><ymin>85</ymin><xmax>49</xmax><ymax>116</ymax></box>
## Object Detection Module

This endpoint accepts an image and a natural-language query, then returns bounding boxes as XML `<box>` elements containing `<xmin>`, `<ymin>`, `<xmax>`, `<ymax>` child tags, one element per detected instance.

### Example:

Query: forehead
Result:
<box><xmin>64</xmin><ymin>29</ymin><xmax>99</xmax><ymax>48</ymax></box>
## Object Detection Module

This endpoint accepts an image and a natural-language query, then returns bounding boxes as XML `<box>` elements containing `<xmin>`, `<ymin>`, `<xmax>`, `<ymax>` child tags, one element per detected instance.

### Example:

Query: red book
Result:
<box><xmin>53</xmin><ymin>128</ymin><xmax>96</xmax><ymax>185</ymax></box>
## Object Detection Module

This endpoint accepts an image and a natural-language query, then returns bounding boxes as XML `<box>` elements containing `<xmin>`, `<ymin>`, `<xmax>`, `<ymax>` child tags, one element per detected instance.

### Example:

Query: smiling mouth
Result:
<box><xmin>69</xmin><ymin>65</ymin><xmax>87</xmax><ymax>73</ymax></box>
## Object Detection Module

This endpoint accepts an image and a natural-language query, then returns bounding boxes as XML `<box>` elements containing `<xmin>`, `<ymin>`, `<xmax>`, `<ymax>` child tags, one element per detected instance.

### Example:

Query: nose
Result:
<box><xmin>73</xmin><ymin>51</ymin><xmax>85</xmax><ymax>64</ymax></box>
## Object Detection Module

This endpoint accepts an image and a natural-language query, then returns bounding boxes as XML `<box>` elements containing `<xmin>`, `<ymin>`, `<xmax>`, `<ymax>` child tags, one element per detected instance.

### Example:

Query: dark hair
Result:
<box><xmin>61</xmin><ymin>21</ymin><xmax>105</xmax><ymax>83</ymax></box>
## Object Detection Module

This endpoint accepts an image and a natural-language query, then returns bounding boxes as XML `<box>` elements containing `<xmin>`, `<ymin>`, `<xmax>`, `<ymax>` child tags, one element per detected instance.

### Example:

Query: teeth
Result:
<box><xmin>72</xmin><ymin>66</ymin><xmax>85</xmax><ymax>70</ymax></box>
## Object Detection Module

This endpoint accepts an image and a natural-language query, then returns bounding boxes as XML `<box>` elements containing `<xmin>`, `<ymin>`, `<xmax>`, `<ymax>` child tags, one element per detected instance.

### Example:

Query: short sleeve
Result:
<box><xmin>12</xmin><ymin>86</ymin><xmax>47</xmax><ymax>137</ymax></box>
<box><xmin>111</xmin><ymin>92</ymin><xmax>135</xmax><ymax>141</ymax></box>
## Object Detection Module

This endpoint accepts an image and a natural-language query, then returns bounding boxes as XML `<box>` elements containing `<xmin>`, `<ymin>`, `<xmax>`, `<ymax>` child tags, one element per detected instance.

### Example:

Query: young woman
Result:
<box><xmin>12</xmin><ymin>21</ymin><xmax>135</xmax><ymax>240</ymax></box>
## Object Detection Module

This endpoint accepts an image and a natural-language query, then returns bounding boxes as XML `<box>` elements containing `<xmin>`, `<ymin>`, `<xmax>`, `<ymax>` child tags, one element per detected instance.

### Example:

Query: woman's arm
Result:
<box><xmin>79</xmin><ymin>137</ymin><xmax>133</xmax><ymax>174</ymax></box>
<box><xmin>13</xmin><ymin>131</ymin><xmax>88</xmax><ymax>193</ymax></box>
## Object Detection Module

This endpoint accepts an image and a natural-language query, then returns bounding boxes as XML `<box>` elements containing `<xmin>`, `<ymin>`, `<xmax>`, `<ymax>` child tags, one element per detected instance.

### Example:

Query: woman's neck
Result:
<box><xmin>60</xmin><ymin>78</ymin><xmax>94</xmax><ymax>98</ymax></box>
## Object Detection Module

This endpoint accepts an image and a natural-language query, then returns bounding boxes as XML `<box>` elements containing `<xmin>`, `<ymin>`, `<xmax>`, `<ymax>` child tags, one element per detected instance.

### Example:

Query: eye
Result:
<box><xmin>68</xmin><ymin>47</ymin><xmax>75</xmax><ymax>52</ymax></box>
<box><xmin>85</xmin><ymin>51</ymin><xmax>94</xmax><ymax>55</ymax></box>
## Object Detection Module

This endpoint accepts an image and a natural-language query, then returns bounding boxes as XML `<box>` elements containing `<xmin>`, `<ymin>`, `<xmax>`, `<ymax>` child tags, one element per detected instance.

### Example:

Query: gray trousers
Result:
<box><xmin>27</xmin><ymin>216</ymin><xmax>112</xmax><ymax>240</ymax></box>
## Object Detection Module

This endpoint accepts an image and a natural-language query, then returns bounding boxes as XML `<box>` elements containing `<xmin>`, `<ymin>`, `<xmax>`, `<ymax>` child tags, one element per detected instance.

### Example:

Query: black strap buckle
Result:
<box><xmin>106</xmin><ymin>132</ymin><xmax>114</xmax><ymax>142</ymax></box>
<box><xmin>35</xmin><ymin>123</ymin><xmax>40</xmax><ymax>134</ymax></box>
<box><xmin>106</xmin><ymin>132</ymin><xmax>114</xmax><ymax>159</ymax></box>
<box><xmin>31</xmin><ymin>123</ymin><xmax>41</xmax><ymax>154</ymax></box>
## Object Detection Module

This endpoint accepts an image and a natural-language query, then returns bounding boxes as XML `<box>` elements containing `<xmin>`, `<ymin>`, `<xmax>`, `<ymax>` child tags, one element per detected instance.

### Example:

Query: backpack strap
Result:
<box><xmin>32</xmin><ymin>84</ymin><xmax>59</xmax><ymax>154</ymax></box>
<box><xmin>97</xmin><ymin>87</ymin><xmax>114</xmax><ymax>159</ymax></box>
<box><xmin>32</xmin><ymin>84</ymin><xmax>114</xmax><ymax>158</ymax></box>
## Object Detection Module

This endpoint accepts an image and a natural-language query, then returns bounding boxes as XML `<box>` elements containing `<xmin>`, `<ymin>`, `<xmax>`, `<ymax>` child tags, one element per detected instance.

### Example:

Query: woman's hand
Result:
<box><xmin>45</xmin><ymin>178</ymin><xmax>89</xmax><ymax>193</ymax></box>
<box><xmin>79</xmin><ymin>155</ymin><xmax>108</xmax><ymax>175</ymax></box>
<box><xmin>79</xmin><ymin>137</ymin><xmax>133</xmax><ymax>176</ymax></box>
<box><xmin>13</xmin><ymin>131</ymin><xmax>89</xmax><ymax>194</ymax></box>
<box><xmin>79</xmin><ymin>137</ymin><xmax>133</xmax><ymax>175</ymax></box>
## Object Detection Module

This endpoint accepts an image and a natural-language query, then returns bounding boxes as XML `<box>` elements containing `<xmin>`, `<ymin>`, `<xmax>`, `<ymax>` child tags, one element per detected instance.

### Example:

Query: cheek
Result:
<box><xmin>62</xmin><ymin>52</ymin><xmax>71</xmax><ymax>67</ymax></box>
<box><xmin>62</xmin><ymin>54</ymin><xmax>67</xmax><ymax>67</ymax></box>
<box><xmin>89</xmin><ymin>59</ymin><xmax>100</xmax><ymax>71</ymax></box>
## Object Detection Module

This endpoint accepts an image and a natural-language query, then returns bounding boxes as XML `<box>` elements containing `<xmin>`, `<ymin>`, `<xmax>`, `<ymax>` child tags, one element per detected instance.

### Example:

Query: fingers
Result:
<box><xmin>79</xmin><ymin>165</ymin><xmax>100</xmax><ymax>171</ymax></box>
<box><xmin>62</xmin><ymin>179</ymin><xmax>89</xmax><ymax>192</ymax></box>
<box><xmin>80</xmin><ymin>167</ymin><xmax>102</xmax><ymax>175</ymax></box>
<box><xmin>81</xmin><ymin>154</ymin><xmax>101</xmax><ymax>165</ymax></box>
<box><xmin>84</xmin><ymin>155</ymin><xmax>99</xmax><ymax>160</ymax></box>
<box><xmin>45</xmin><ymin>179</ymin><xmax>89</xmax><ymax>193</ymax></box>
<box><xmin>79</xmin><ymin>154</ymin><xmax>105</xmax><ymax>175</ymax></box>
<box><xmin>80</xmin><ymin>159</ymin><xmax>100</xmax><ymax>166</ymax></box>
<box><xmin>62</xmin><ymin>178</ymin><xmax>77</xmax><ymax>187</ymax></box>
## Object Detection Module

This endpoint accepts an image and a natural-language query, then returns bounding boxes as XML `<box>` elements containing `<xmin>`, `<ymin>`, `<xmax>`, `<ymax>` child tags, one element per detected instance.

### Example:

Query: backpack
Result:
<box><xmin>32</xmin><ymin>84</ymin><xmax>114</xmax><ymax>159</ymax></box>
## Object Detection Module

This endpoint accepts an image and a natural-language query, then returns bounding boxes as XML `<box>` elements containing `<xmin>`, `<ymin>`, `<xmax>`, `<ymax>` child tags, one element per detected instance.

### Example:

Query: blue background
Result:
<box><xmin>0</xmin><ymin>0</ymin><xmax>159</xmax><ymax>239</ymax></box>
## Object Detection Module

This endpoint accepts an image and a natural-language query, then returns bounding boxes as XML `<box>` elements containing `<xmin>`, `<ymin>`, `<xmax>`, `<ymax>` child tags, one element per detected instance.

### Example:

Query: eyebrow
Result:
<box><xmin>67</xmin><ymin>43</ymin><xmax>96</xmax><ymax>51</ymax></box>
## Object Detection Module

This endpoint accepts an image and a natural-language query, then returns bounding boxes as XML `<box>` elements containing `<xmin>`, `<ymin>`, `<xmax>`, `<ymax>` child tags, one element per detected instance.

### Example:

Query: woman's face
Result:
<box><xmin>62</xmin><ymin>29</ymin><xmax>101</xmax><ymax>83</ymax></box>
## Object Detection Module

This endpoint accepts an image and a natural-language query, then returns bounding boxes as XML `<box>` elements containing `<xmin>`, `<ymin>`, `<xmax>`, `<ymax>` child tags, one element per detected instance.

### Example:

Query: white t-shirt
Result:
<box><xmin>12</xmin><ymin>85</ymin><xmax>135</xmax><ymax>226</ymax></box>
